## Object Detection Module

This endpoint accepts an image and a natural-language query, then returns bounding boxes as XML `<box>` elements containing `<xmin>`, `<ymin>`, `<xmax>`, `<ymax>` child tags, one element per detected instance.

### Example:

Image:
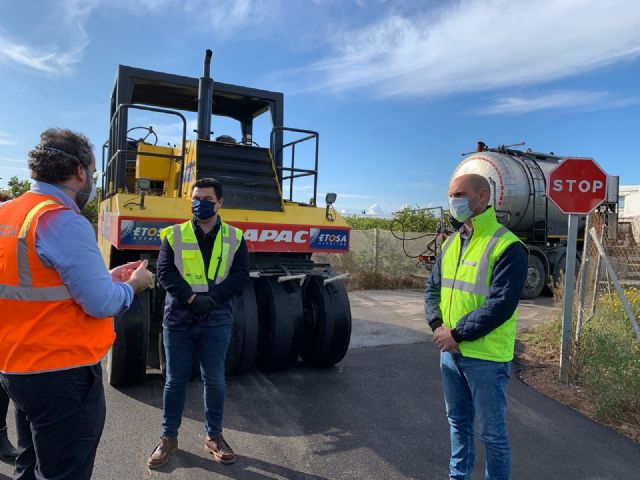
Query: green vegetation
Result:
<box><xmin>345</xmin><ymin>205</ymin><xmax>441</xmax><ymax>232</ymax></box>
<box><xmin>576</xmin><ymin>290</ymin><xmax>640</xmax><ymax>427</ymax></box>
<box><xmin>519</xmin><ymin>289</ymin><xmax>640</xmax><ymax>438</ymax></box>
<box><xmin>6</xmin><ymin>176</ymin><xmax>31</xmax><ymax>198</ymax></box>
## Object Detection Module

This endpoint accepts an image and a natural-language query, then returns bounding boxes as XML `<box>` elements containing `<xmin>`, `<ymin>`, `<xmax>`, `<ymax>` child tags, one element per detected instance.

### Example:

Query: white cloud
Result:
<box><xmin>367</xmin><ymin>203</ymin><xmax>384</xmax><ymax>215</ymax></box>
<box><xmin>0</xmin><ymin>131</ymin><xmax>17</xmax><ymax>146</ymax></box>
<box><xmin>0</xmin><ymin>0</ymin><xmax>94</xmax><ymax>75</ymax></box>
<box><xmin>277</xmin><ymin>0</ymin><xmax>640</xmax><ymax>98</ymax></box>
<box><xmin>482</xmin><ymin>90</ymin><xmax>640</xmax><ymax>115</ymax></box>
<box><xmin>0</xmin><ymin>35</ymin><xmax>87</xmax><ymax>74</ymax></box>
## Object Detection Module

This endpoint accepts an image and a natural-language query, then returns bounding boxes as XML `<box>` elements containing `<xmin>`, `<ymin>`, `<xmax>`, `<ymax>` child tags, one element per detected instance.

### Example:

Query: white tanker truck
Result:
<box><xmin>445</xmin><ymin>142</ymin><xmax>619</xmax><ymax>299</ymax></box>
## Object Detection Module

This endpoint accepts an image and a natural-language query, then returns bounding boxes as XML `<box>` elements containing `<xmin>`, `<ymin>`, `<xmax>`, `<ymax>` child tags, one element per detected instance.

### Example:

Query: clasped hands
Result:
<box><xmin>433</xmin><ymin>325</ymin><xmax>460</xmax><ymax>354</ymax></box>
<box><xmin>187</xmin><ymin>294</ymin><xmax>216</xmax><ymax>315</ymax></box>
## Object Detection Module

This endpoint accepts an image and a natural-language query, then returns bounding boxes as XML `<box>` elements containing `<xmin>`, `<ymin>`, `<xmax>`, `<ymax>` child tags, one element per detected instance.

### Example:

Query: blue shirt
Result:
<box><xmin>31</xmin><ymin>181</ymin><xmax>133</xmax><ymax>318</ymax></box>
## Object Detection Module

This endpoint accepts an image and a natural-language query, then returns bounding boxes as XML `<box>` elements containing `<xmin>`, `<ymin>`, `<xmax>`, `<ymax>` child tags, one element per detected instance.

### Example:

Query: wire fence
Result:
<box><xmin>313</xmin><ymin>229</ymin><xmax>437</xmax><ymax>289</ymax></box>
<box><xmin>575</xmin><ymin>212</ymin><xmax>640</xmax><ymax>346</ymax></box>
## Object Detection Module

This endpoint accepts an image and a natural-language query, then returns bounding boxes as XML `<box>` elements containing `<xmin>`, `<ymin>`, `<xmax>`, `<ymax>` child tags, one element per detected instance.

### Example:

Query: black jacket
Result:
<box><xmin>157</xmin><ymin>217</ymin><xmax>250</xmax><ymax>330</ymax></box>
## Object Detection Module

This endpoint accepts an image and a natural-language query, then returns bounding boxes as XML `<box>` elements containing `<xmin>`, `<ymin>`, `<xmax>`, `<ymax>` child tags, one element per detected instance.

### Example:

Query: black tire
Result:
<box><xmin>225</xmin><ymin>282</ymin><xmax>259</xmax><ymax>375</ymax></box>
<box><xmin>552</xmin><ymin>253</ymin><xmax>581</xmax><ymax>288</ymax></box>
<box><xmin>254</xmin><ymin>277</ymin><xmax>303</xmax><ymax>371</ymax></box>
<box><xmin>107</xmin><ymin>289</ymin><xmax>150</xmax><ymax>386</ymax></box>
<box><xmin>521</xmin><ymin>254</ymin><xmax>546</xmax><ymax>300</ymax></box>
<box><xmin>300</xmin><ymin>277</ymin><xmax>352</xmax><ymax>367</ymax></box>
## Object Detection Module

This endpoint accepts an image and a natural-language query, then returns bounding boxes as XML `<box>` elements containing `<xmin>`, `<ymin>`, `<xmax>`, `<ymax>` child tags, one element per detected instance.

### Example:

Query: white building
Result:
<box><xmin>618</xmin><ymin>185</ymin><xmax>640</xmax><ymax>219</ymax></box>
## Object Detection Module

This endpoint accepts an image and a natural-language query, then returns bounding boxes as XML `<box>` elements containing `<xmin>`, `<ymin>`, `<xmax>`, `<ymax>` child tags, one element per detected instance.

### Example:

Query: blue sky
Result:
<box><xmin>1</xmin><ymin>0</ymin><xmax>639</xmax><ymax>215</ymax></box>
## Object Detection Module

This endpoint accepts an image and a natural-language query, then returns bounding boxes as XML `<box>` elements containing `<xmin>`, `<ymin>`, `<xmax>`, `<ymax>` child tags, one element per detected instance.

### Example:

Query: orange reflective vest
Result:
<box><xmin>0</xmin><ymin>192</ymin><xmax>115</xmax><ymax>374</ymax></box>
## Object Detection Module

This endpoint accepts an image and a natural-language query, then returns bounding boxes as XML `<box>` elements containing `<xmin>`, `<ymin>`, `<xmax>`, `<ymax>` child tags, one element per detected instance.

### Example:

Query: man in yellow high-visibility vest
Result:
<box><xmin>425</xmin><ymin>173</ymin><xmax>528</xmax><ymax>480</ymax></box>
<box><xmin>148</xmin><ymin>177</ymin><xmax>249</xmax><ymax>469</ymax></box>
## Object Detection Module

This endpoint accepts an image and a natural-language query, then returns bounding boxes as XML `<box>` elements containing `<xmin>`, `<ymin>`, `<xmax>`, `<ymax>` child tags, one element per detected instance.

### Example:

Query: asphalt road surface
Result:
<box><xmin>1</xmin><ymin>290</ymin><xmax>638</xmax><ymax>480</ymax></box>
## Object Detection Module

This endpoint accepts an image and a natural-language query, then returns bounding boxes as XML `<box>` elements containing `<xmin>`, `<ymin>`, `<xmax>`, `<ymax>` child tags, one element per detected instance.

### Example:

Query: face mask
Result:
<box><xmin>192</xmin><ymin>199</ymin><xmax>217</xmax><ymax>220</ymax></box>
<box><xmin>60</xmin><ymin>168</ymin><xmax>96</xmax><ymax>210</ymax></box>
<box><xmin>448</xmin><ymin>196</ymin><xmax>473</xmax><ymax>223</ymax></box>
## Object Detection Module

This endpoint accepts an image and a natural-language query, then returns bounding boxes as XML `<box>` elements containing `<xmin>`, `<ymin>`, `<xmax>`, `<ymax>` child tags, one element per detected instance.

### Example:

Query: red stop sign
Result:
<box><xmin>547</xmin><ymin>158</ymin><xmax>607</xmax><ymax>214</ymax></box>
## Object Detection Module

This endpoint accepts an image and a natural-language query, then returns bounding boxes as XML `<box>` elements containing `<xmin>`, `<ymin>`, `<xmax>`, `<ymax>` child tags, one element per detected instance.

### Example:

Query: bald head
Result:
<box><xmin>449</xmin><ymin>173</ymin><xmax>491</xmax><ymax>221</ymax></box>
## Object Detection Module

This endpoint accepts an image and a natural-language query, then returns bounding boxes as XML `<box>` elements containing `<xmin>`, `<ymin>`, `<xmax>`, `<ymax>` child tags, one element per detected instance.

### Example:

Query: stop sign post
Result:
<box><xmin>547</xmin><ymin>158</ymin><xmax>608</xmax><ymax>383</ymax></box>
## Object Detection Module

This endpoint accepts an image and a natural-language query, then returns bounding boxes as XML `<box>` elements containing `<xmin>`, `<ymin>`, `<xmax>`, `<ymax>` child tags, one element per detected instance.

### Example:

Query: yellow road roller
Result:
<box><xmin>98</xmin><ymin>50</ymin><xmax>351</xmax><ymax>386</ymax></box>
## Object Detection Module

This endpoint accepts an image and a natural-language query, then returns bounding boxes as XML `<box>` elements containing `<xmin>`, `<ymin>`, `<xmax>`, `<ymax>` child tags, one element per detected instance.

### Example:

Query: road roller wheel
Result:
<box><xmin>225</xmin><ymin>282</ymin><xmax>259</xmax><ymax>375</ymax></box>
<box><xmin>254</xmin><ymin>277</ymin><xmax>303</xmax><ymax>371</ymax></box>
<box><xmin>107</xmin><ymin>289</ymin><xmax>150</xmax><ymax>386</ymax></box>
<box><xmin>300</xmin><ymin>276</ymin><xmax>351</xmax><ymax>367</ymax></box>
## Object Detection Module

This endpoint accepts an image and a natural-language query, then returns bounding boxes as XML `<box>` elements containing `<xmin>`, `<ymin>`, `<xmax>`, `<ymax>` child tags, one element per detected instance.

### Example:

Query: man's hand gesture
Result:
<box><xmin>124</xmin><ymin>259</ymin><xmax>153</xmax><ymax>294</ymax></box>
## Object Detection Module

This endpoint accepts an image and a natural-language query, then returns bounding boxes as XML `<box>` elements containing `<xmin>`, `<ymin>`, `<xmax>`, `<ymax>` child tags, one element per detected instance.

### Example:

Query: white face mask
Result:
<box><xmin>449</xmin><ymin>196</ymin><xmax>473</xmax><ymax>222</ymax></box>
<box><xmin>60</xmin><ymin>168</ymin><xmax>96</xmax><ymax>209</ymax></box>
<box><xmin>448</xmin><ymin>190</ymin><xmax>481</xmax><ymax>223</ymax></box>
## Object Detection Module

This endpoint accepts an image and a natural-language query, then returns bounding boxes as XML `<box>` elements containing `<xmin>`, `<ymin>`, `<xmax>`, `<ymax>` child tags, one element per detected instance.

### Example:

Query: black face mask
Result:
<box><xmin>192</xmin><ymin>199</ymin><xmax>217</xmax><ymax>220</ymax></box>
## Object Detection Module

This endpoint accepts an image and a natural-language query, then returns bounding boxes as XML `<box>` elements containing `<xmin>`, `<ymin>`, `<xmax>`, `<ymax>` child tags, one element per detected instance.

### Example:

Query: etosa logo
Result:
<box><xmin>244</xmin><ymin>229</ymin><xmax>309</xmax><ymax>244</ymax></box>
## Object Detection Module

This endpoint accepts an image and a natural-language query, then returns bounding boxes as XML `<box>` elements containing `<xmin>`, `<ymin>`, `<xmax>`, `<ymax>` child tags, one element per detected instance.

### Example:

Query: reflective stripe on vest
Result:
<box><xmin>1</xmin><ymin>199</ymin><xmax>72</xmax><ymax>301</ymax></box>
<box><xmin>440</xmin><ymin>226</ymin><xmax>508</xmax><ymax>297</ymax></box>
<box><xmin>161</xmin><ymin>221</ymin><xmax>243</xmax><ymax>292</ymax></box>
<box><xmin>440</xmin><ymin>208</ymin><xmax>521</xmax><ymax>362</ymax></box>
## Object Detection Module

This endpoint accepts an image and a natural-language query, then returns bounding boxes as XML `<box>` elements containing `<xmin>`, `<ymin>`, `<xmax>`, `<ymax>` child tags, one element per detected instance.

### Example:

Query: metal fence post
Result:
<box><xmin>575</xmin><ymin>213</ymin><xmax>591</xmax><ymax>344</ymax></box>
<box><xmin>373</xmin><ymin>228</ymin><xmax>379</xmax><ymax>273</ymax></box>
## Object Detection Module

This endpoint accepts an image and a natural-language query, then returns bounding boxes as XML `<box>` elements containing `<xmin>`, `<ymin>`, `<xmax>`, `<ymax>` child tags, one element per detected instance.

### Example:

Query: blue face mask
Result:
<box><xmin>192</xmin><ymin>199</ymin><xmax>217</xmax><ymax>220</ymax></box>
<box><xmin>448</xmin><ymin>196</ymin><xmax>473</xmax><ymax>223</ymax></box>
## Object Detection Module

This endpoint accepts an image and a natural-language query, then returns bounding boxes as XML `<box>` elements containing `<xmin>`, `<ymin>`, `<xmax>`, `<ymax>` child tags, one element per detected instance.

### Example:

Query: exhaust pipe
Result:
<box><xmin>196</xmin><ymin>49</ymin><xmax>214</xmax><ymax>141</ymax></box>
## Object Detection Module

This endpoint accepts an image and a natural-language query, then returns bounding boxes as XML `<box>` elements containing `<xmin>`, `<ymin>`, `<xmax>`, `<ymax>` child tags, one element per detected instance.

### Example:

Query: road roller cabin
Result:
<box><xmin>99</xmin><ymin>50</ymin><xmax>352</xmax><ymax>386</ymax></box>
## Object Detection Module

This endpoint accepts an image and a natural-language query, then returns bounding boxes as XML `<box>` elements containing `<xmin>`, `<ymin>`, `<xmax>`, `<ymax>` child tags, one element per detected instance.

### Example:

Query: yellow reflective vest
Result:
<box><xmin>440</xmin><ymin>208</ymin><xmax>522</xmax><ymax>362</ymax></box>
<box><xmin>160</xmin><ymin>220</ymin><xmax>243</xmax><ymax>292</ymax></box>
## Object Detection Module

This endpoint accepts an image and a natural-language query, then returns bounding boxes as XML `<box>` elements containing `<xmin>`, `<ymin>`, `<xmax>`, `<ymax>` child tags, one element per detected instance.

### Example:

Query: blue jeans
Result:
<box><xmin>440</xmin><ymin>352</ymin><xmax>511</xmax><ymax>480</ymax></box>
<box><xmin>162</xmin><ymin>323</ymin><xmax>232</xmax><ymax>439</ymax></box>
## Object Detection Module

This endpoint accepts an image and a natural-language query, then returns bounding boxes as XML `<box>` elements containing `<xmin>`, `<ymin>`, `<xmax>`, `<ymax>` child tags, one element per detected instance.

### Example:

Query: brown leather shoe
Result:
<box><xmin>204</xmin><ymin>434</ymin><xmax>235</xmax><ymax>464</ymax></box>
<box><xmin>148</xmin><ymin>436</ymin><xmax>178</xmax><ymax>469</ymax></box>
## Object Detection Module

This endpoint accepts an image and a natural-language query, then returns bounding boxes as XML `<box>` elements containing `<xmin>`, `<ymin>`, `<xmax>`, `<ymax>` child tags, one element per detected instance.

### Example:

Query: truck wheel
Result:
<box><xmin>300</xmin><ymin>277</ymin><xmax>352</xmax><ymax>367</ymax></box>
<box><xmin>255</xmin><ymin>277</ymin><xmax>303</xmax><ymax>371</ymax></box>
<box><xmin>107</xmin><ymin>289</ymin><xmax>150</xmax><ymax>386</ymax></box>
<box><xmin>521</xmin><ymin>254</ymin><xmax>545</xmax><ymax>300</ymax></box>
<box><xmin>225</xmin><ymin>282</ymin><xmax>259</xmax><ymax>375</ymax></box>
<box><xmin>553</xmin><ymin>253</ymin><xmax>581</xmax><ymax>287</ymax></box>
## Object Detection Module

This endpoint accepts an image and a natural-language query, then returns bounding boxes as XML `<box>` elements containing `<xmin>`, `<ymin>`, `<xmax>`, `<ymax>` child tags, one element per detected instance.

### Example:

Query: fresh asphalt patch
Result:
<box><xmin>0</xmin><ymin>291</ymin><xmax>636</xmax><ymax>479</ymax></box>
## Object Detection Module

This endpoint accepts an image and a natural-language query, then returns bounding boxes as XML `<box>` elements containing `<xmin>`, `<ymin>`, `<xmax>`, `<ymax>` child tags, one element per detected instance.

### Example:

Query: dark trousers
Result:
<box><xmin>0</xmin><ymin>386</ymin><xmax>8</xmax><ymax>430</ymax></box>
<box><xmin>0</xmin><ymin>364</ymin><xmax>106</xmax><ymax>480</ymax></box>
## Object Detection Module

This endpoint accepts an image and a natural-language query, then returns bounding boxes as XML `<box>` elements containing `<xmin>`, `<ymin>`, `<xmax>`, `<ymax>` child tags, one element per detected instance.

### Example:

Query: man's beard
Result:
<box><xmin>76</xmin><ymin>176</ymin><xmax>92</xmax><ymax>210</ymax></box>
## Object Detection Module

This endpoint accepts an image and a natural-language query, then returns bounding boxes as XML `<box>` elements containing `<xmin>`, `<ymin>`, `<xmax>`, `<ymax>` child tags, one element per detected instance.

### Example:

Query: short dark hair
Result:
<box><xmin>192</xmin><ymin>177</ymin><xmax>223</xmax><ymax>199</ymax></box>
<box><xmin>27</xmin><ymin>128</ymin><xmax>94</xmax><ymax>184</ymax></box>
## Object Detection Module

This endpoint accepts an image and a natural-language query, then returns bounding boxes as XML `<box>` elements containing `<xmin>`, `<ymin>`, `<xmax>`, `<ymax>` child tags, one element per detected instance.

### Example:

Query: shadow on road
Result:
<box><xmin>150</xmin><ymin>448</ymin><xmax>329</xmax><ymax>480</ymax></box>
<box><xmin>114</xmin><ymin>346</ymin><xmax>449</xmax><ymax>479</ymax></box>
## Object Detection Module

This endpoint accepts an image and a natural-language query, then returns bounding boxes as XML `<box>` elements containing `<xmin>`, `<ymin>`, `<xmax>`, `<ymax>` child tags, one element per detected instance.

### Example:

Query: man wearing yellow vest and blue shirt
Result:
<box><xmin>425</xmin><ymin>174</ymin><xmax>528</xmax><ymax>480</ymax></box>
<box><xmin>148</xmin><ymin>177</ymin><xmax>249</xmax><ymax>468</ymax></box>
